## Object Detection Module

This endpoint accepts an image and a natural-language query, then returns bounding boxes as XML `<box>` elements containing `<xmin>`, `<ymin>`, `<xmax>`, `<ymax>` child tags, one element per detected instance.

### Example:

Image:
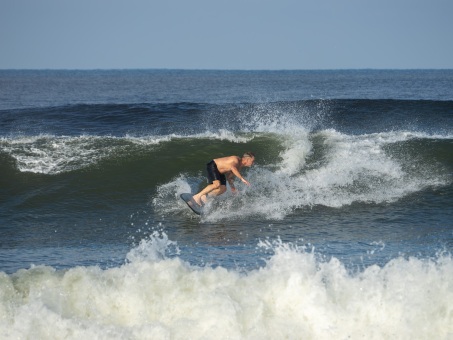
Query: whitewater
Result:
<box><xmin>1</xmin><ymin>233</ymin><xmax>452</xmax><ymax>339</ymax></box>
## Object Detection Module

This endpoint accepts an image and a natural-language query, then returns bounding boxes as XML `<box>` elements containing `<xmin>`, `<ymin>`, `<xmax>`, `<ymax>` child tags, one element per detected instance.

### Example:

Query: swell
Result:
<box><xmin>2</xmin><ymin>99</ymin><xmax>452</xmax><ymax>136</ymax></box>
<box><xmin>0</xmin><ymin>102</ymin><xmax>212</xmax><ymax>137</ymax></box>
<box><xmin>1</xmin><ymin>97</ymin><xmax>452</xmax><ymax>220</ymax></box>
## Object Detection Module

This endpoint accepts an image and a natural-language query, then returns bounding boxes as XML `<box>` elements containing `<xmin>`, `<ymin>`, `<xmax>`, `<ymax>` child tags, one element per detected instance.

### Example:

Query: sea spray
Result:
<box><xmin>153</xmin><ymin>129</ymin><xmax>450</xmax><ymax>221</ymax></box>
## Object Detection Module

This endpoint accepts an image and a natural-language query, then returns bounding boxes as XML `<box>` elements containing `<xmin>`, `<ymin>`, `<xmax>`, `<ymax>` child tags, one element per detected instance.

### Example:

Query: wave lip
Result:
<box><xmin>0</xmin><ymin>131</ymin><xmax>252</xmax><ymax>175</ymax></box>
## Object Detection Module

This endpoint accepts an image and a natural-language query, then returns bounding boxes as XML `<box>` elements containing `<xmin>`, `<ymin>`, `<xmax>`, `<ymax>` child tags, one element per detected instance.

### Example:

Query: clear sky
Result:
<box><xmin>1</xmin><ymin>0</ymin><xmax>452</xmax><ymax>70</ymax></box>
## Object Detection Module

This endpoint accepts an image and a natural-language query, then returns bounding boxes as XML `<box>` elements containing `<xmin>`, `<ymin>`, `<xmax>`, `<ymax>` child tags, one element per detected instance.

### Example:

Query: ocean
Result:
<box><xmin>0</xmin><ymin>69</ymin><xmax>452</xmax><ymax>339</ymax></box>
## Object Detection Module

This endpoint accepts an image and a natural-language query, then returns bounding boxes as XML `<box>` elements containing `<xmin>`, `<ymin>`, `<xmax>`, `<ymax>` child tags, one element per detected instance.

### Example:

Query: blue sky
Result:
<box><xmin>1</xmin><ymin>0</ymin><xmax>452</xmax><ymax>70</ymax></box>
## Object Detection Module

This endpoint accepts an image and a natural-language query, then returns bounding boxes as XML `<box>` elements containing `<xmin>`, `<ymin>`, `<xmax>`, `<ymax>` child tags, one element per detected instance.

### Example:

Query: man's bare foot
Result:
<box><xmin>192</xmin><ymin>195</ymin><xmax>203</xmax><ymax>207</ymax></box>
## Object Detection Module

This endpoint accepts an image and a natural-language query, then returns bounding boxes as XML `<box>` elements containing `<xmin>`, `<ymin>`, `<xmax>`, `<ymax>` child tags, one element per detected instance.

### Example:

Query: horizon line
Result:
<box><xmin>1</xmin><ymin>67</ymin><xmax>453</xmax><ymax>72</ymax></box>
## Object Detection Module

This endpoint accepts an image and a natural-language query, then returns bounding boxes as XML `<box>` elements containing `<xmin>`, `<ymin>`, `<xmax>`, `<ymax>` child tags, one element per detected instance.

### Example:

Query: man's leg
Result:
<box><xmin>193</xmin><ymin>180</ymin><xmax>222</xmax><ymax>206</ymax></box>
<box><xmin>208</xmin><ymin>184</ymin><xmax>226</xmax><ymax>198</ymax></box>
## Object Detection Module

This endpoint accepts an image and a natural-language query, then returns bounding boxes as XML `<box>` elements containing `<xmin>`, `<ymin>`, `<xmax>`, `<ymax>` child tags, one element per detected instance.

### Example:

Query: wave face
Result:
<box><xmin>1</xmin><ymin>70</ymin><xmax>453</xmax><ymax>339</ymax></box>
<box><xmin>1</xmin><ymin>99</ymin><xmax>452</xmax><ymax>219</ymax></box>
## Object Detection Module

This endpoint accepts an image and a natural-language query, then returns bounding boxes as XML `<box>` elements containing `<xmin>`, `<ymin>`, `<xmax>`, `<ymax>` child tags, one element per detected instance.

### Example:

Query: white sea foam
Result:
<box><xmin>159</xmin><ymin>127</ymin><xmax>449</xmax><ymax>221</ymax></box>
<box><xmin>1</xmin><ymin>135</ymin><xmax>125</xmax><ymax>174</ymax></box>
<box><xmin>0</xmin><ymin>131</ymin><xmax>252</xmax><ymax>174</ymax></box>
<box><xmin>1</xmin><ymin>233</ymin><xmax>452</xmax><ymax>339</ymax></box>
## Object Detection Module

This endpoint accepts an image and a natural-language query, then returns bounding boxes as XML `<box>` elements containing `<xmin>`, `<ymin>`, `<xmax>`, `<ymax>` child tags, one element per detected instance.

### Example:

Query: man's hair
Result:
<box><xmin>243</xmin><ymin>152</ymin><xmax>255</xmax><ymax>159</ymax></box>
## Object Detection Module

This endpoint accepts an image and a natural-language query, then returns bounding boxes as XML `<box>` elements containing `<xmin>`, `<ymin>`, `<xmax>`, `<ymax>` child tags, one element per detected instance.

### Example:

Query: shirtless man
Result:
<box><xmin>192</xmin><ymin>152</ymin><xmax>255</xmax><ymax>207</ymax></box>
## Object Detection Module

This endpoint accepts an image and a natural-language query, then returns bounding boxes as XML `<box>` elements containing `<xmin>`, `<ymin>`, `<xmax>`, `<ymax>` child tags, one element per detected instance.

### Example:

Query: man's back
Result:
<box><xmin>213</xmin><ymin>156</ymin><xmax>241</xmax><ymax>174</ymax></box>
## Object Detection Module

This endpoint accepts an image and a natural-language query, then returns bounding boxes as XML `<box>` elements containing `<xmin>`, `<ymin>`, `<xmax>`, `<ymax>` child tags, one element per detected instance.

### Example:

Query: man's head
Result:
<box><xmin>242</xmin><ymin>152</ymin><xmax>255</xmax><ymax>167</ymax></box>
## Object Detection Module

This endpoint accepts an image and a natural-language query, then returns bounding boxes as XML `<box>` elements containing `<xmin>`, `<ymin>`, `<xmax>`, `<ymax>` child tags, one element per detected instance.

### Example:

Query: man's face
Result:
<box><xmin>244</xmin><ymin>157</ymin><xmax>255</xmax><ymax>167</ymax></box>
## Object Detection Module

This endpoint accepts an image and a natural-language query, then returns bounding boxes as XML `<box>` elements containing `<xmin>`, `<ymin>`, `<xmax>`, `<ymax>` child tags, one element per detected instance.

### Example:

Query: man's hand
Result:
<box><xmin>241</xmin><ymin>178</ymin><xmax>251</xmax><ymax>186</ymax></box>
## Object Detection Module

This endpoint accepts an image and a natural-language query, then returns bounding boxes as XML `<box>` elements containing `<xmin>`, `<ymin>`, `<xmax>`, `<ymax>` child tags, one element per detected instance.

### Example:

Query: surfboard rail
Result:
<box><xmin>180</xmin><ymin>193</ymin><xmax>203</xmax><ymax>215</ymax></box>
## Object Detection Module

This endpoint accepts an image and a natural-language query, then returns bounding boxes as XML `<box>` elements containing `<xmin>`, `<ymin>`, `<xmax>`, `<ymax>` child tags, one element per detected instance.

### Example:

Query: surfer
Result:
<box><xmin>192</xmin><ymin>152</ymin><xmax>255</xmax><ymax>207</ymax></box>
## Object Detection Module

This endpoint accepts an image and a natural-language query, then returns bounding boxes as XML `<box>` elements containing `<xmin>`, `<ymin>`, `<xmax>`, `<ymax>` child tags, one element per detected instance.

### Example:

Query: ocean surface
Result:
<box><xmin>1</xmin><ymin>69</ymin><xmax>452</xmax><ymax>339</ymax></box>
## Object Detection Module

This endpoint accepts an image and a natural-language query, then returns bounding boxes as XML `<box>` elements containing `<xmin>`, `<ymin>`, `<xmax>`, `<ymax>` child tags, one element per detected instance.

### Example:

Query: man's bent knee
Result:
<box><xmin>211</xmin><ymin>180</ymin><xmax>221</xmax><ymax>189</ymax></box>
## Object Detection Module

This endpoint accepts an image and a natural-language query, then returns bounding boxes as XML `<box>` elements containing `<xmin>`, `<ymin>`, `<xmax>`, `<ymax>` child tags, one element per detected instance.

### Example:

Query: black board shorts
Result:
<box><xmin>206</xmin><ymin>160</ymin><xmax>226</xmax><ymax>186</ymax></box>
